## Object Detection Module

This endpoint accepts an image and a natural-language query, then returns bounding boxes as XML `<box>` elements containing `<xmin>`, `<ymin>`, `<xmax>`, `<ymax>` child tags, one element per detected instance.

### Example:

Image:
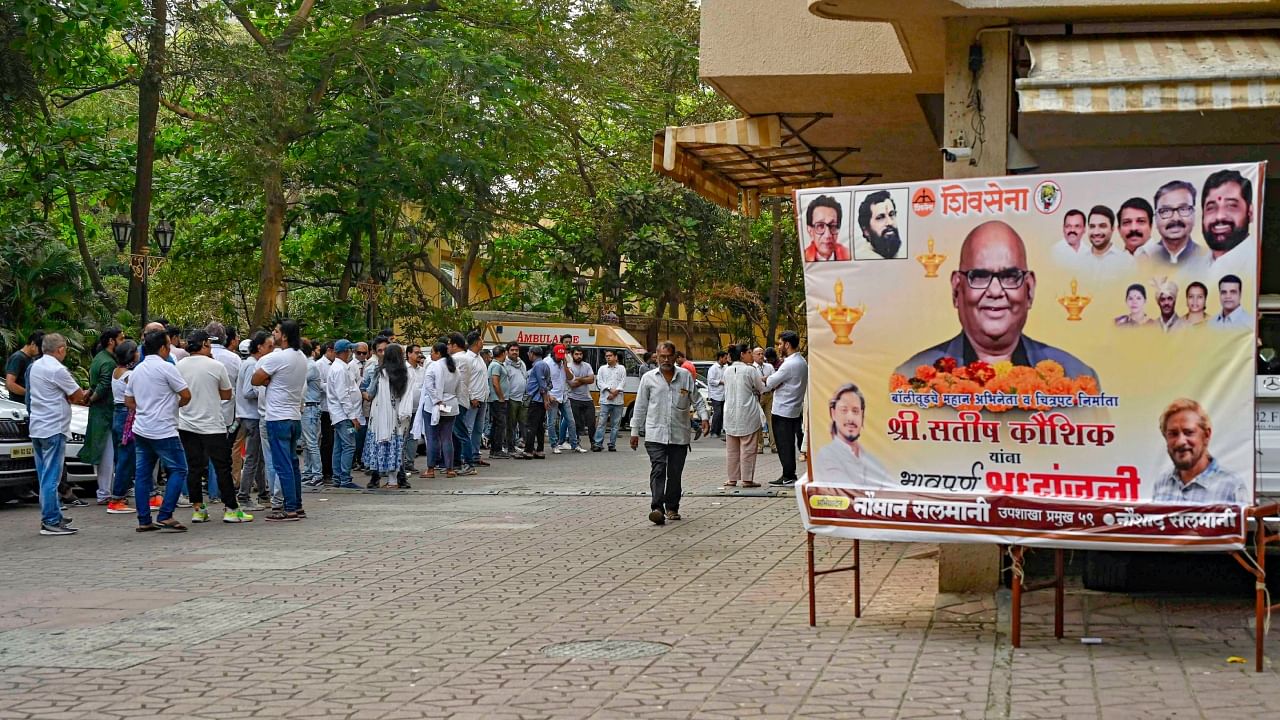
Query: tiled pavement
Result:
<box><xmin>0</xmin><ymin>438</ymin><xmax>1278</xmax><ymax>719</ymax></box>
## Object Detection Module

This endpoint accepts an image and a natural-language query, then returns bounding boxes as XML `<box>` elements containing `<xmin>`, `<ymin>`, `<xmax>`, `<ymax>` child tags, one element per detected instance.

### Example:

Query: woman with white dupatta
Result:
<box><xmin>361</xmin><ymin>343</ymin><xmax>414</xmax><ymax>488</ymax></box>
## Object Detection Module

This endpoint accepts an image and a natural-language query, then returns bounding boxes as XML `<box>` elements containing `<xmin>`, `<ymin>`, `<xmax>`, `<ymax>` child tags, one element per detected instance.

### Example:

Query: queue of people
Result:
<box><xmin>18</xmin><ymin>317</ymin><xmax>808</xmax><ymax>536</ymax></box>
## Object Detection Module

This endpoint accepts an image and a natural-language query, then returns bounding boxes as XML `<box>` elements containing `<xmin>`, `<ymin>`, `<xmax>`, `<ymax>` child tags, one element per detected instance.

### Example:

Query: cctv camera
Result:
<box><xmin>941</xmin><ymin>146</ymin><xmax>972</xmax><ymax>162</ymax></box>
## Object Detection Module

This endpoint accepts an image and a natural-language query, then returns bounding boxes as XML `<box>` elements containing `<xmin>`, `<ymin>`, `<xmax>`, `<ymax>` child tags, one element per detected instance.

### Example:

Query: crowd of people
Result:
<box><xmin>13</xmin><ymin>319</ymin><xmax>810</xmax><ymax>536</ymax></box>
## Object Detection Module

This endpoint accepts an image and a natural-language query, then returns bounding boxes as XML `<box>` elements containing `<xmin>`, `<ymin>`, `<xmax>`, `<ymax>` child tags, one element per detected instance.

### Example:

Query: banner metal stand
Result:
<box><xmin>807</xmin><ymin>505</ymin><xmax>1279</xmax><ymax>672</ymax></box>
<box><xmin>1007</xmin><ymin>546</ymin><xmax>1066</xmax><ymax>648</ymax></box>
<box><xmin>807</xmin><ymin>532</ymin><xmax>861</xmax><ymax>626</ymax></box>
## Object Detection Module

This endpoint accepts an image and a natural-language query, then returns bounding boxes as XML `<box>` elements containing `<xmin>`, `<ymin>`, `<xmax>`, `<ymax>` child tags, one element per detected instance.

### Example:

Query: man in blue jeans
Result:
<box><xmin>325</xmin><ymin>339</ymin><xmax>362</xmax><ymax>489</ymax></box>
<box><xmin>126</xmin><ymin>330</ymin><xmax>192</xmax><ymax>532</ymax></box>
<box><xmin>252</xmin><ymin>319</ymin><xmax>309</xmax><ymax>520</ymax></box>
<box><xmin>27</xmin><ymin>333</ymin><xmax>88</xmax><ymax>536</ymax></box>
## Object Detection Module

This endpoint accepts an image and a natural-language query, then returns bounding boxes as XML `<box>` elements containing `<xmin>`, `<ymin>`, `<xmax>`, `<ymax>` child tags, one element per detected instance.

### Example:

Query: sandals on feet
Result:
<box><xmin>723</xmin><ymin>482</ymin><xmax>738</xmax><ymax>487</ymax></box>
<box><xmin>741</xmin><ymin>481</ymin><xmax>762</xmax><ymax>488</ymax></box>
<box><xmin>420</xmin><ymin>469</ymin><xmax>436</xmax><ymax>479</ymax></box>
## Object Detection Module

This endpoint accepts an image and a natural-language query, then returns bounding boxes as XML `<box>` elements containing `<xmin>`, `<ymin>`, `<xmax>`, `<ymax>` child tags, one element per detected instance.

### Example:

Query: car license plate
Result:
<box><xmin>10</xmin><ymin>446</ymin><xmax>33</xmax><ymax>458</ymax></box>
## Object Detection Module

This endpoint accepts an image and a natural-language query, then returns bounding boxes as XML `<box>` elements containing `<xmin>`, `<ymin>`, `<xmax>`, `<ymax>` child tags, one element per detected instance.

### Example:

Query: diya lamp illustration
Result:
<box><xmin>820</xmin><ymin>279</ymin><xmax>866</xmax><ymax>345</ymax></box>
<box><xmin>916</xmin><ymin>237</ymin><xmax>946</xmax><ymax>278</ymax></box>
<box><xmin>1057</xmin><ymin>278</ymin><xmax>1091</xmax><ymax>321</ymax></box>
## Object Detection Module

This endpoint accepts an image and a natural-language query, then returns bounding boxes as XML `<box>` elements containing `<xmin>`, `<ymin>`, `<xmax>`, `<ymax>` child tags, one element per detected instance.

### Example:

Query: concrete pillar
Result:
<box><xmin>937</xmin><ymin>17</ymin><xmax>1011</xmax><ymax>594</ymax></box>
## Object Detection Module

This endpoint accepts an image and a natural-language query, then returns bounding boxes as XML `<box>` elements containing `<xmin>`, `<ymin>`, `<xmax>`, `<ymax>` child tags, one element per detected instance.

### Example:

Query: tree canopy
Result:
<box><xmin>0</xmin><ymin>0</ymin><xmax>804</xmax><ymax>357</ymax></box>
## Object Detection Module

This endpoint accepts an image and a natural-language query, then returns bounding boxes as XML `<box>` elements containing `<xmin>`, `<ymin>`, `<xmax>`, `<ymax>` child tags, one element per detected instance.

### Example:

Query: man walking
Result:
<box><xmin>177</xmin><ymin>330</ymin><xmax>251</xmax><ymax>523</ymax></box>
<box><xmin>326</xmin><ymin>340</ymin><xmax>362</xmax><ymax>489</ymax></box>
<box><xmin>127</xmin><ymin>330</ymin><xmax>192</xmax><ymax>532</ymax></box>
<box><xmin>706</xmin><ymin>349</ymin><xmax>728</xmax><ymax>438</ymax></box>
<box><xmin>28</xmin><ymin>333</ymin><xmax>88</xmax><ymax>535</ymax></box>
<box><xmin>235</xmin><ymin>332</ymin><xmax>272</xmax><ymax>510</ymax></box>
<box><xmin>767</xmin><ymin>331</ymin><xmax>809</xmax><ymax>487</ymax></box>
<box><xmin>592</xmin><ymin>349</ymin><xmax>626</xmax><ymax>452</ymax></box>
<box><xmin>630</xmin><ymin>341</ymin><xmax>708</xmax><ymax>525</ymax></box>
<box><xmin>252</xmin><ymin>319</ymin><xmax>308</xmax><ymax>521</ymax></box>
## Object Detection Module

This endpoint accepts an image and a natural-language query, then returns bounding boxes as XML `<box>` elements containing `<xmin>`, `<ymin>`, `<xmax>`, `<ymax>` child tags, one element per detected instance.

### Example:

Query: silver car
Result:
<box><xmin>0</xmin><ymin>394</ymin><xmax>36</xmax><ymax>502</ymax></box>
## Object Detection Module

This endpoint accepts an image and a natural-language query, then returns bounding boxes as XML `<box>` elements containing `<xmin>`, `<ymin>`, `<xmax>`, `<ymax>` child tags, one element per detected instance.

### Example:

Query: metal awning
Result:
<box><xmin>1017</xmin><ymin>33</ymin><xmax>1280</xmax><ymax>114</ymax></box>
<box><xmin>651</xmin><ymin>114</ymin><xmax>873</xmax><ymax>217</ymax></box>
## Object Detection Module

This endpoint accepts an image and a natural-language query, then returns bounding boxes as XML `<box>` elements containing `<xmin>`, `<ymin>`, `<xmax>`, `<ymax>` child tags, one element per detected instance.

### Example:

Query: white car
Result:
<box><xmin>0</xmin><ymin>394</ymin><xmax>36</xmax><ymax>502</ymax></box>
<box><xmin>0</xmin><ymin>386</ymin><xmax>93</xmax><ymax>489</ymax></box>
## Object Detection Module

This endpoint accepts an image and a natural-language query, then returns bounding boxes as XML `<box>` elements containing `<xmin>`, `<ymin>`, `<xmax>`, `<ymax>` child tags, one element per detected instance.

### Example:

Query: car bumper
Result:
<box><xmin>63</xmin><ymin>440</ymin><xmax>98</xmax><ymax>486</ymax></box>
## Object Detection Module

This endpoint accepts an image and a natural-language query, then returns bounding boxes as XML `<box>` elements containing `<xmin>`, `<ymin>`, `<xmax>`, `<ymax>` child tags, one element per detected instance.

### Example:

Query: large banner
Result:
<box><xmin>795</xmin><ymin>163</ymin><xmax>1263</xmax><ymax>550</ymax></box>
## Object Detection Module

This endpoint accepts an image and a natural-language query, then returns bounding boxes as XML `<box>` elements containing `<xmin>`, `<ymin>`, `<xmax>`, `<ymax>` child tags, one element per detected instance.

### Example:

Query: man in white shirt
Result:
<box><xmin>766</xmin><ymin>331</ymin><xmax>809</xmax><ymax>487</ymax></box>
<box><xmin>722</xmin><ymin>345</ymin><xmax>766</xmax><ymax>488</ymax></box>
<box><xmin>706</xmin><ymin>350</ymin><xmax>728</xmax><ymax>438</ymax></box>
<box><xmin>177</xmin><ymin>330</ymin><xmax>249</xmax><ymax>523</ymax></box>
<box><xmin>326</xmin><ymin>339</ymin><xmax>362</xmax><ymax>489</ymax></box>
<box><xmin>752</xmin><ymin>346</ymin><xmax>774</xmax><ymax>452</ymax></box>
<box><xmin>448</xmin><ymin>332</ymin><xmax>478</xmax><ymax>474</ymax></box>
<box><xmin>630</xmin><ymin>341</ymin><xmax>708</xmax><ymax>525</ymax></box>
<box><xmin>1077</xmin><ymin>205</ymin><xmax>1136</xmax><ymax>281</ymax></box>
<box><xmin>27</xmin><ymin>333</ymin><xmax>88</xmax><ymax>535</ymax></box>
<box><xmin>1211</xmin><ymin>274</ymin><xmax>1251</xmax><ymax>328</ymax></box>
<box><xmin>234</xmin><ymin>332</ymin><xmax>272</xmax><ymax>509</ymax></box>
<box><xmin>592</xmin><ymin>349</ymin><xmax>628</xmax><ymax>452</ymax></box>
<box><xmin>252</xmin><ymin>319</ymin><xmax>308</xmax><ymax>521</ymax></box>
<box><xmin>813</xmin><ymin>383</ymin><xmax>893</xmax><ymax>489</ymax></box>
<box><xmin>206</xmin><ymin>323</ymin><xmax>243</xmax><ymax>485</ymax></box>
<box><xmin>464</xmin><ymin>331</ymin><xmax>492</xmax><ymax>467</ymax></box>
<box><xmin>126</xmin><ymin>329</ymin><xmax>192</xmax><ymax>532</ymax></box>
<box><xmin>316</xmin><ymin>342</ymin><xmax>335</xmax><ymax>484</ymax></box>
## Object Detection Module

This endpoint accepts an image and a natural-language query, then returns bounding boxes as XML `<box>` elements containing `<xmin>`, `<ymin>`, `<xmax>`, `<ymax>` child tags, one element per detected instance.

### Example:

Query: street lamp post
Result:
<box><xmin>113</xmin><ymin>215</ymin><xmax>174</xmax><ymax>331</ymax></box>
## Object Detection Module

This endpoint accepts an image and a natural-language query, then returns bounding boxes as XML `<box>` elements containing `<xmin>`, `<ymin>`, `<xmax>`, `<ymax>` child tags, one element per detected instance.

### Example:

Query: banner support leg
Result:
<box><xmin>853</xmin><ymin>539</ymin><xmax>862</xmax><ymax>618</ymax></box>
<box><xmin>807</xmin><ymin>532</ymin><xmax>816</xmax><ymax>627</ymax></box>
<box><xmin>1010</xmin><ymin>546</ymin><xmax>1024</xmax><ymax>648</ymax></box>
<box><xmin>1256</xmin><ymin>519</ymin><xmax>1266</xmax><ymax>672</ymax></box>
<box><xmin>1054</xmin><ymin>548</ymin><xmax>1065</xmax><ymax>640</ymax></box>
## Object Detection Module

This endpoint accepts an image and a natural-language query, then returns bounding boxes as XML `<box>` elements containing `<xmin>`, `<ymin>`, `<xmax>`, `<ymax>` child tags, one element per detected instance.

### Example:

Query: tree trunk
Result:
<box><xmin>251</xmin><ymin>158</ymin><xmax>287</xmax><ymax>327</ymax></box>
<box><xmin>646</xmin><ymin>293</ymin><xmax>667</xmax><ymax>351</ymax></box>
<box><xmin>765</xmin><ymin>199</ymin><xmax>783</xmax><ymax>345</ymax></box>
<box><xmin>65</xmin><ymin>180</ymin><xmax>116</xmax><ymax>312</ymax></box>
<box><xmin>337</xmin><ymin>228</ymin><xmax>360</xmax><ymax>302</ymax></box>
<box><xmin>128</xmin><ymin>0</ymin><xmax>166</xmax><ymax>318</ymax></box>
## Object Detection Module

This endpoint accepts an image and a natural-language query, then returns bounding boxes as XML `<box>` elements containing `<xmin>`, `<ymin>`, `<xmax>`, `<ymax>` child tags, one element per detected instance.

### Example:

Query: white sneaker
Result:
<box><xmin>574</xmin><ymin>447</ymin><xmax>588</xmax><ymax>454</ymax></box>
<box><xmin>552</xmin><ymin>447</ymin><xmax>562</xmax><ymax>454</ymax></box>
<box><xmin>559</xmin><ymin>442</ymin><xmax>572</xmax><ymax>450</ymax></box>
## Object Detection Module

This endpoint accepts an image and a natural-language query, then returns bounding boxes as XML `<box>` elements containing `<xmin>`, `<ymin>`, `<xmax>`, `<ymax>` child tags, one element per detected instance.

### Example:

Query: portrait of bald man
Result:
<box><xmin>895</xmin><ymin>220</ymin><xmax>1099</xmax><ymax>383</ymax></box>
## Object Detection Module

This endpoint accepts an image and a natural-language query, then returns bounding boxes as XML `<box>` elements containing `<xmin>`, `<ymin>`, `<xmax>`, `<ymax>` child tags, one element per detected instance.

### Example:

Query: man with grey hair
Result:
<box><xmin>630</xmin><ymin>340</ymin><xmax>708</xmax><ymax>525</ymax></box>
<box><xmin>28</xmin><ymin>333</ymin><xmax>88</xmax><ymax>535</ymax></box>
<box><xmin>813</xmin><ymin>383</ymin><xmax>892</xmax><ymax>489</ymax></box>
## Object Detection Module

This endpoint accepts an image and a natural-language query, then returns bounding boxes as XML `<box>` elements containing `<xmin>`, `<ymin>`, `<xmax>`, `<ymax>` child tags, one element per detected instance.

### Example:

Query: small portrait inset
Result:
<box><xmin>1152</xmin><ymin>398</ymin><xmax>1249</xmax><ymax>504</ymax></box>
<box><xmin>853</xmin><ymin>187</ymin><xmax>908</xmax><ymax>260</ymax></box>
<box><xmin>800</xmin><ymin>192</ymin><xmax>852</xmax><ymax>262</ymax></box>
<box><xmin>1114</xmin><ymin>283</ymin><xmax>1155</xmax><ymax>328</ymax></box>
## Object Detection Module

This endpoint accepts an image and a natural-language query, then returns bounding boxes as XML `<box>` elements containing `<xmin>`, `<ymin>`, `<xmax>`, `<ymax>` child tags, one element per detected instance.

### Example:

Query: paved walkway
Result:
<box><xmin>0</xmin><ymin>438</ymin><xmax>1277</xmax><ymax>719</ymax></box>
